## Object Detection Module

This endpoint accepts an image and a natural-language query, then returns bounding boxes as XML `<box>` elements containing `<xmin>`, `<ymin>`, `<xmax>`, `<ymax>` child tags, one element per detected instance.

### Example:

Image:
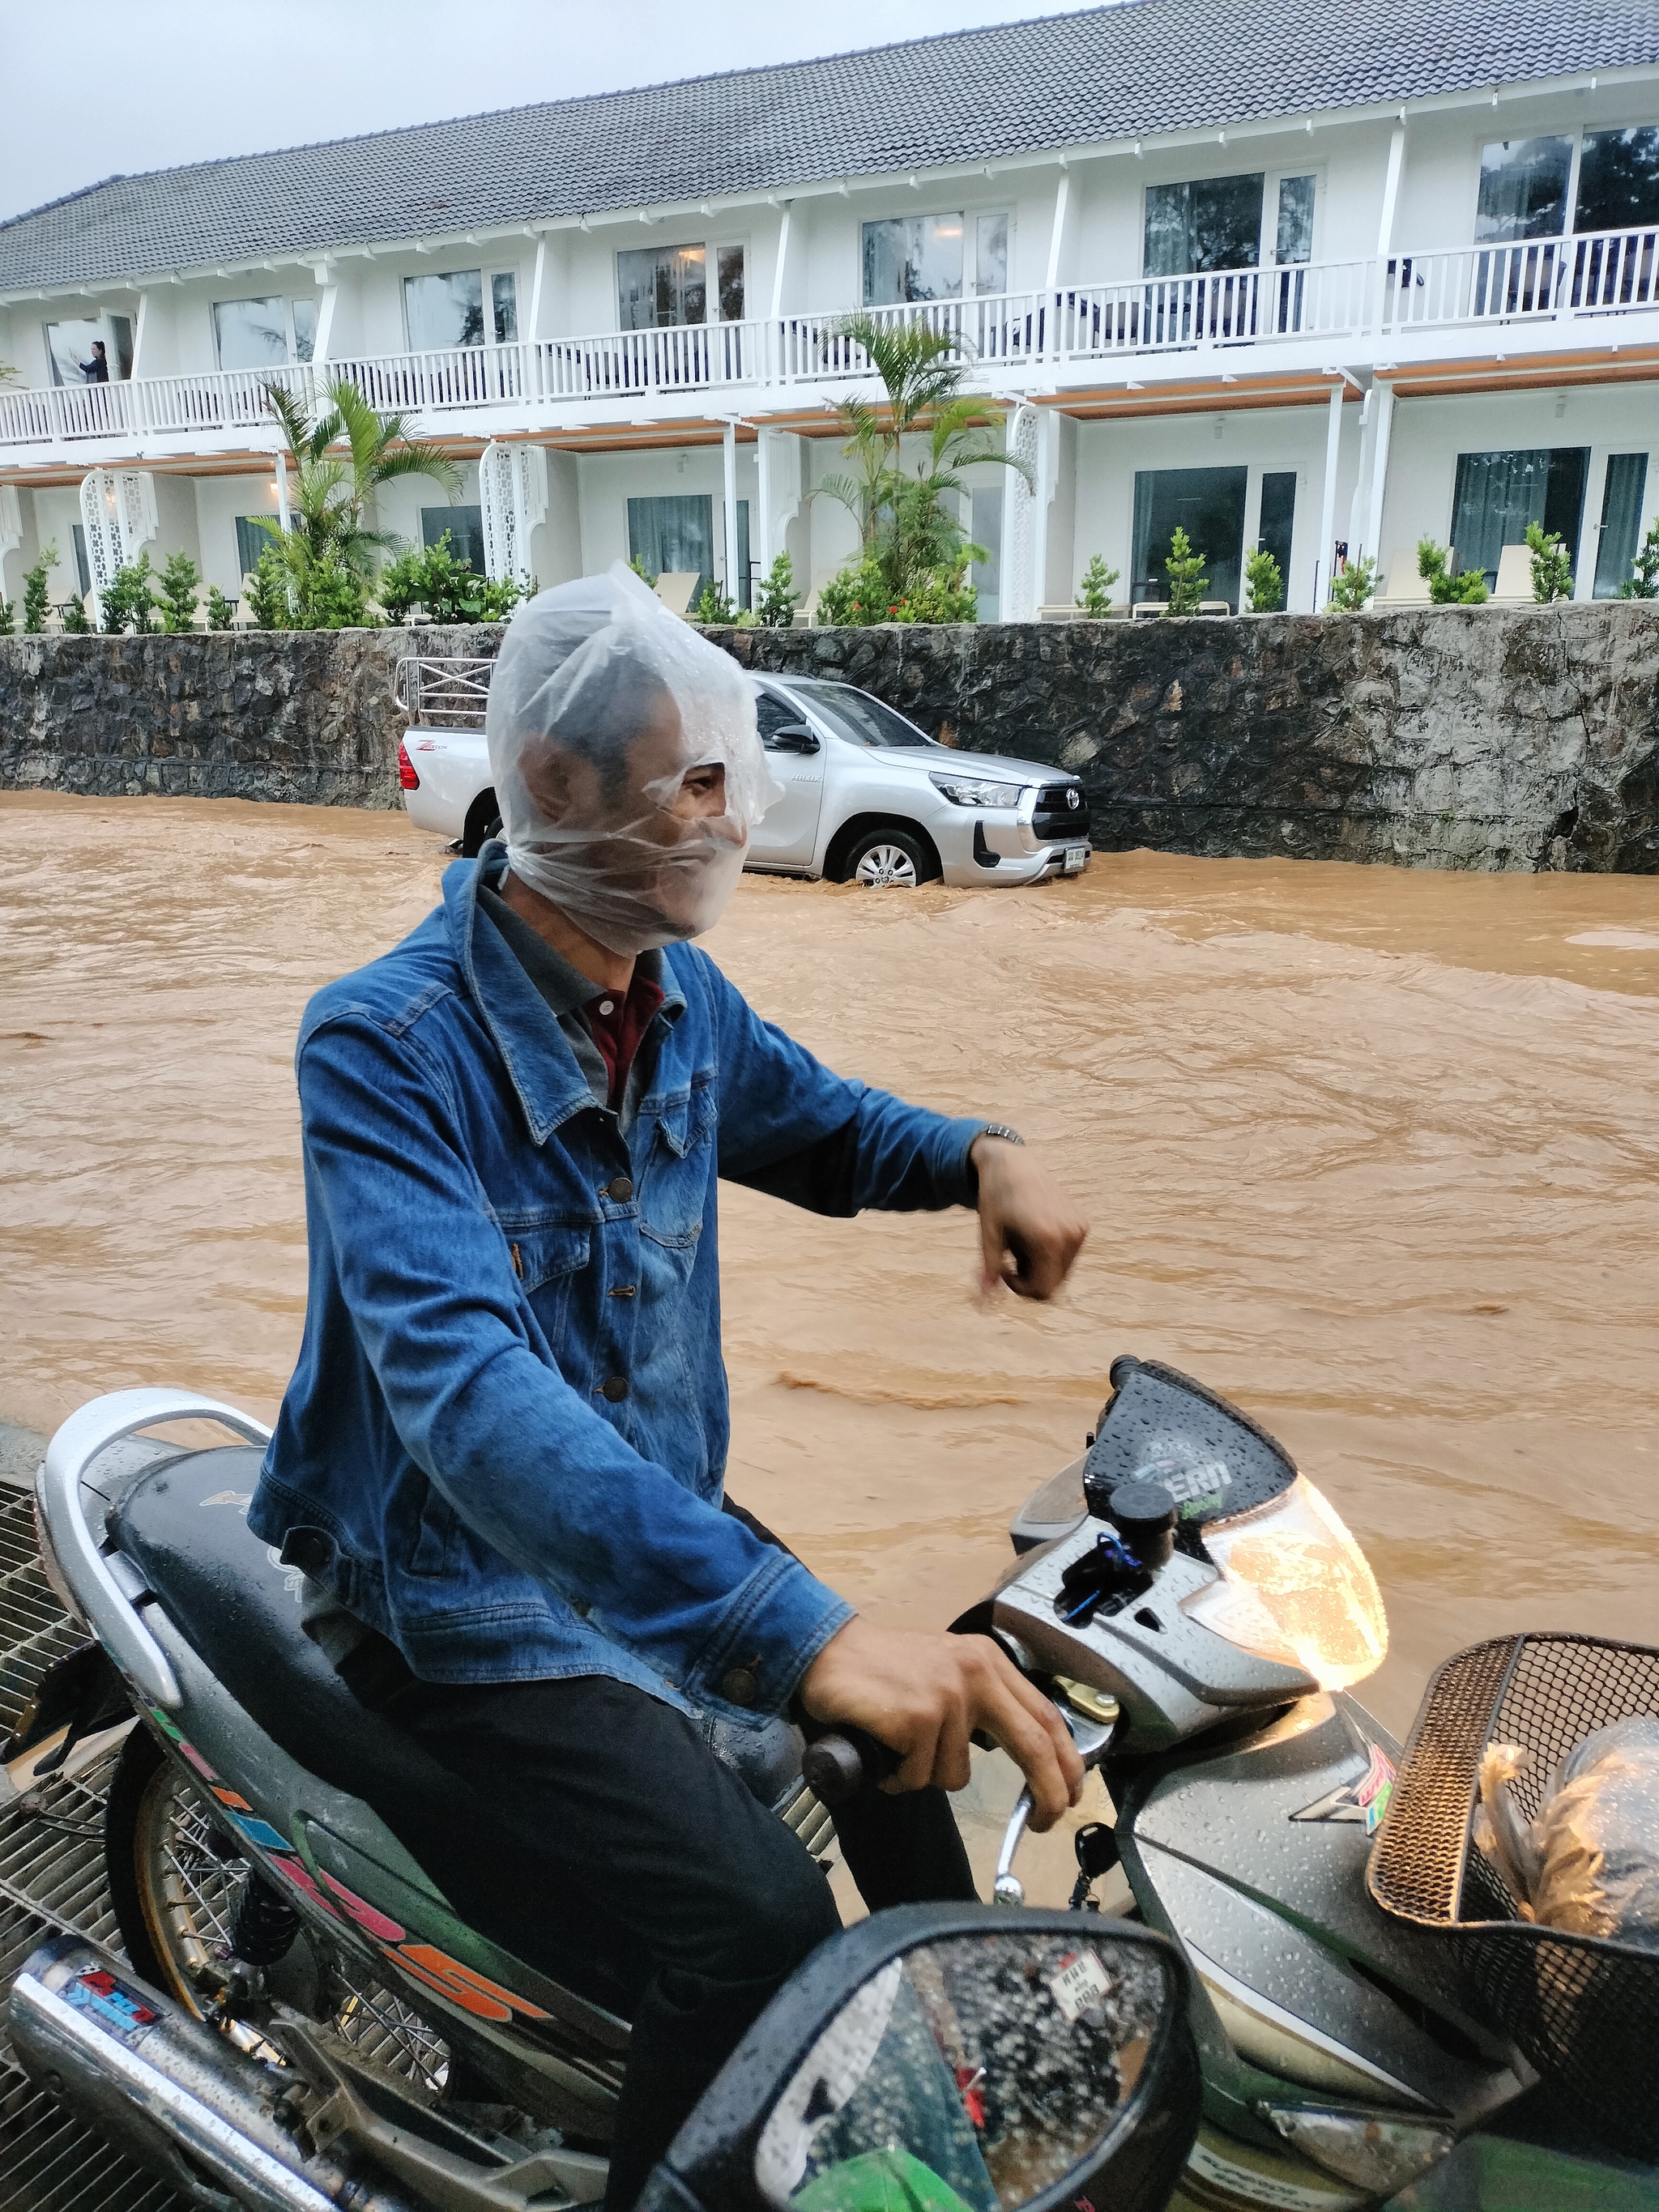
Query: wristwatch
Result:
<box><xmin>975</xmin><ymin>1123</ymin><xmax>1025</xmax><ymax>1148</ymax></box>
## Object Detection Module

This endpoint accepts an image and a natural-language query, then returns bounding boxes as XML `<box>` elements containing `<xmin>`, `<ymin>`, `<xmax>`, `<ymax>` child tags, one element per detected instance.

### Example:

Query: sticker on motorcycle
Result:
<box><xmin>1048</xmin><ymin>1947</ymin><xmax>1114</xmax><ymax>2025</ymax></box>
<box><xmin>67</xmin><ymin>1969</ymin><xmax>158</xmax><ymax>2039</ymax></box>
<box><xmin>392</xmin><ymin>1943</ymin><xmax>551</xmax><ymax>2024</ymax></box>
<box><xmin>1289</xmin><ymin>1745</ymin><xmax>1395</xmax><ymax>1835</ymax></box>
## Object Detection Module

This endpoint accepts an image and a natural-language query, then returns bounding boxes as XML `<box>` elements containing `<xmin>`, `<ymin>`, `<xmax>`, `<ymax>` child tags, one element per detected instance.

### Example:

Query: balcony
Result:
<box><xmin>2</xmin><ymin>225</ymin><xmax>1653</xmax><ymax>457</ymax></box>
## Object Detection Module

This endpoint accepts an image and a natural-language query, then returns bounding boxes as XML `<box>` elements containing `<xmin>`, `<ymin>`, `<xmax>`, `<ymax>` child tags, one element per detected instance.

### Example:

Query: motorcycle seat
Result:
<box><xmin>110</xmin><ymin>1444</ymin><xmax>807</xmax><ymax>1816</ymax></box>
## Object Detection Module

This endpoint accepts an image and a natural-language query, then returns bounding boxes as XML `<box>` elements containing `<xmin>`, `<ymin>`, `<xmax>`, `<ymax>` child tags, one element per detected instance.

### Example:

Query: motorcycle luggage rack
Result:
<box><xmin>1367</xmin><ymin>1631</ymin><xmax>1659</xmax><ymax>2159</ymax></box>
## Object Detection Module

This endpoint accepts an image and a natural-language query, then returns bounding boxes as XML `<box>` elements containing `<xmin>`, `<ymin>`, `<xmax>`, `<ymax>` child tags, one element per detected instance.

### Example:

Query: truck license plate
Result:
<box><xmin>1064</xmin><ymin>845</ymin><xmax>1089</xmax><ymax>874</ymax></box>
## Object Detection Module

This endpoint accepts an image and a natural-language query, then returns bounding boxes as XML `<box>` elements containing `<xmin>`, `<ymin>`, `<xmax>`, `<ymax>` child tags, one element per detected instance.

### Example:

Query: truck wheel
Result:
<box><xmin>461</xmin><ymin>789</ymin><xmax>502</xmax><ymax>859</ymax></box>
<box><xmin>842</xmin><ymin>826</ymin><xmax>938</xmax><ymax>889</ymax></box>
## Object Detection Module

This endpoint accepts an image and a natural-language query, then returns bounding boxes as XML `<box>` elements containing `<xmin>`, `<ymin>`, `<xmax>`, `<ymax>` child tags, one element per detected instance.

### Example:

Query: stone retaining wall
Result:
<box><xmin>2</xmin><ymin>605</ymin><xmax>1655</xmax><ymax>871</ymax></box>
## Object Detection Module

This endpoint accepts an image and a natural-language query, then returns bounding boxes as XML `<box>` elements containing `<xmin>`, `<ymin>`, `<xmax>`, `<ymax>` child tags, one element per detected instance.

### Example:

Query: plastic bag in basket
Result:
<box><xmin>1474</xmin><ymin>1719</ymin><xmax>1659</xmax><ymax>1950</ymax></box>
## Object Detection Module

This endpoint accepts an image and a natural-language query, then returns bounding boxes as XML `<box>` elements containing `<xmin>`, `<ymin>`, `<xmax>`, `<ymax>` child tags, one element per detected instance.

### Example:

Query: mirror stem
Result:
<box><xmin>993</xmin><ymin>1789</ymin><xmax>1033</xmax><ymax>1907</ymax></box>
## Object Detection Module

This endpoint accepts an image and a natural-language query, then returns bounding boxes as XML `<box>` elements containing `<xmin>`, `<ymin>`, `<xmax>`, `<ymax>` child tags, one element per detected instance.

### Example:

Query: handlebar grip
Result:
<box><xmin>800</xmin><ymin>1728</ymin><xmax>904</xmax><ymax>1808</ymax></box>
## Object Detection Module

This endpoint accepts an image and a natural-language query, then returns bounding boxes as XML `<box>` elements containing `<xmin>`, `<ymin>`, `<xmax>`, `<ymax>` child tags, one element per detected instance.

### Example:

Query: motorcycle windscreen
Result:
<box><xmin>1181</xmin><ymin>1475</ymin><xmax>1388</xmax><ymax>1691</ymax></box>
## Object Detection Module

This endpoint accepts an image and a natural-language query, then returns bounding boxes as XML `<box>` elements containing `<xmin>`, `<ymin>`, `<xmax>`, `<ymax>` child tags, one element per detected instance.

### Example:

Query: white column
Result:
<box><xmin>312</xmin><ymin>284</ymin><xmax>339</xmax><ymax>364</ymax></box>
<box><xmin>1044</xmin><ymin>168</ymin><xmax>1071</xmax><ymax>292</ymax></box>
<box><xmin>1315</xmin><ymin>381</ymin><xmax>1346</xmax><ymax>610</ymax></box>
<box><xmin>770</xmin><ymin>206</ymin><xmax>793</xmax><ymax>319</ymax></box>
<box><xmin>1372</xmin><ymin>122</ymin><xmax>1407</xmax><ymax>334</ymax></box>
<box><xmin>722</xmin><ymin>420</ymin><xmax>740</xmax><ymax>603</ymax></box>
<box><xmin>1000</xmin><ymin>403</ymin><xmax>1040</xmax><ymax>620</ymax></box>
<box><xmin>1362</xmin><ymin>381</ymin><xmax>1396</xmax><ymax>568</ymax></box>
<box><xmin>274</xmin><ymin>450</ymin><xmax>291</xmax><ymax>535</ymax></box>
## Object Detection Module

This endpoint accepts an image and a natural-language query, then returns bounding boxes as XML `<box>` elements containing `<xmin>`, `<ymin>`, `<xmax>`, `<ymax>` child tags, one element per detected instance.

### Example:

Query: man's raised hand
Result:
<box><xmin>970</xmin><ymin>1133</ymin><xmax>1089</xmax><ymax>1301</ymax></box>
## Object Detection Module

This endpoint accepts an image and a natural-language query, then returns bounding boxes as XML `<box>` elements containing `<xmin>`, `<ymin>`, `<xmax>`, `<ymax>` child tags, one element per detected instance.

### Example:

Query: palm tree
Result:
<box><xmin>258</xmin><ymin>379</ymin><xmax>461</xmax><ymax>605</ymax></box>
<box><xmin>815</xmin><ymin>318</ymin><xmax>1031</xmax><ymax>606</ymax></box>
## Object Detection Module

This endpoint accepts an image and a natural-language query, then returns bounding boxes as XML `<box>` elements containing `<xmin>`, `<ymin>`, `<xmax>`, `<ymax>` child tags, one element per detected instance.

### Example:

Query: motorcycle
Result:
<box><xmin>6</xmin><ymin>1358</ymin><xmax>1656</xmax><ymax>2210</ymax></box>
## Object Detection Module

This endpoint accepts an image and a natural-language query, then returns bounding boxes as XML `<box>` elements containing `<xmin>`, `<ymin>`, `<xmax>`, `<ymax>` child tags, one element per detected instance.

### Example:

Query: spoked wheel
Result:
<box><xmin>105</xmin><ymin>1726</ymin><xmax>450</xmax><ymax>2096</ymax></box>
<box><xmin>844</xmin><ymin>826</ymin><xmax>937</xmax><ymax>889</ymax></box>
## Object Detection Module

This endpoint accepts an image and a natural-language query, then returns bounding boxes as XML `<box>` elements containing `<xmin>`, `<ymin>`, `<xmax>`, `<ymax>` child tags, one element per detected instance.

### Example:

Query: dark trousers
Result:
<box><xmin>366</xmin><ymin>1671</ymin><xmax>975</xmax><ymax>2210</ymax></box>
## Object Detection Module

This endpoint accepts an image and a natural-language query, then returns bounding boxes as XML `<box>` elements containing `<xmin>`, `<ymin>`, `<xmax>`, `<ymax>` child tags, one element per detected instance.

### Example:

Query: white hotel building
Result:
<box><xmin>1</xmin><ymin>0</ymin><xmax>1656</xmax><ymax>624</ymax></box>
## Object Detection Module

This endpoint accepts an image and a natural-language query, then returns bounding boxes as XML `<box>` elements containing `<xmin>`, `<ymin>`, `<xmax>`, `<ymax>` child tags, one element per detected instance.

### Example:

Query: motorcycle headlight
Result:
<box><xmin>928</xmin><ymin>772</ymin><xmax>1026</xmax><ymax>808</ymax></box>
<box><xmin>1181</xmin><ymin>1475</ymin><xmax>1388</xmax><ymax>1691</ymax></box>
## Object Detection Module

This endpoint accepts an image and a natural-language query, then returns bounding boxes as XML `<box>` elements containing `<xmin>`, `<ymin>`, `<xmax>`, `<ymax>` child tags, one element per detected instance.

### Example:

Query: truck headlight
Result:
<box><xmin>929</xmin><ymin>773</ymin><xmax>1026</xmax><ymax>808</ymax></box>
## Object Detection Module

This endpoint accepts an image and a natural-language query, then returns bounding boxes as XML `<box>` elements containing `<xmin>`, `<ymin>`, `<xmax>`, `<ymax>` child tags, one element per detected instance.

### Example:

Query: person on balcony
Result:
<box><xmin>249</xmin><ymin>561</ymin><xmax>1088</xmax><ymax>2210</ymax></box>
<box><xmin>77</xmin><ymin>340</ymin><xmax>109</xmax><ymax>383</ymax></box>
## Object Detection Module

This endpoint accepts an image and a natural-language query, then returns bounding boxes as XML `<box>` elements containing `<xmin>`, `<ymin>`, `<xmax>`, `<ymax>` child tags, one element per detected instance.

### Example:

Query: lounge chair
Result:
<box><xmin>654</xmin><ymin>573</ymin><xmax>700</xmax><ymax>619</ymax></box>
<box><xmin>1373</xmin><ymin>548</ymin><xmax>1435</xmax><ymax>607</ymax></box>
<box><xmin>1488</xmin><ymin>543</ymin><xmax>1535</xmax><ymax>607</ymax></box>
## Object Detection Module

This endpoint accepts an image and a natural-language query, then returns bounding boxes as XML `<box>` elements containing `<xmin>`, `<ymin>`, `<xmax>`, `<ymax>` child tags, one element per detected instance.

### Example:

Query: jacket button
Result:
<box><xmin>599</xmin><ymin>1375</ymin><xmax>629</xmax><ymax>1403</ymax></box>
<box><xmin>606</xmin><ymin>1174</ymin><xmax>634</xmax><ymax>1202</ymax></box>
<box><xmin>721</xmin><ymin>1667</ymin><xmax>759</xmax><ymax>1707</ymax></box>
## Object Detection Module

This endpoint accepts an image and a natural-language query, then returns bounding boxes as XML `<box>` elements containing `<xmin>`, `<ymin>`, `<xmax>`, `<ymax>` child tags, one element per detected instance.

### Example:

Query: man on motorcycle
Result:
<box><xmin>249</xmin><ymin>565</ymin><xmax>1087</xmax><ymax>2206</ymax></box>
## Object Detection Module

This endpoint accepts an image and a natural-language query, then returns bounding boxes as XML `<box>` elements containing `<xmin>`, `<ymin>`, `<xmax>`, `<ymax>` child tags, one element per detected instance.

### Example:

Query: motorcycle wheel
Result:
<box><xmin>105</xmin><ymin>1725</ymin><xmax>450</xmax><ymax>2095</ymax></box>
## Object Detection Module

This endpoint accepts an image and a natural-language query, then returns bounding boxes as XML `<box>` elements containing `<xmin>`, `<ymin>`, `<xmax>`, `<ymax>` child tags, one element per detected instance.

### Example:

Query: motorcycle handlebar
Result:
<box><xmin>800</xmin><ymin>1727</ymin><xmax>904</xmax><ymax>1807</ymax></box>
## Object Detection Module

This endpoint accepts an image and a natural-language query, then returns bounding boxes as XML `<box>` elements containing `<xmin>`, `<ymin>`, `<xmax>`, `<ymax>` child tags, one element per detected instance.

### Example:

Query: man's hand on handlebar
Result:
<box><xmin>799</xmin><ymin>1617</ymin><xmax>1084</xmax><ymax>1831</ymax></box>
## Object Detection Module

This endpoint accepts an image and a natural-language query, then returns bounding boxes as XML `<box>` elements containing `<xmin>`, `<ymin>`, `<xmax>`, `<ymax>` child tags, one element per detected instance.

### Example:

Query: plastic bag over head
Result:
<box><xmin>485</xmin><ymin>561</ymin><xmax>776</xmax><ymax>955</ymax></box>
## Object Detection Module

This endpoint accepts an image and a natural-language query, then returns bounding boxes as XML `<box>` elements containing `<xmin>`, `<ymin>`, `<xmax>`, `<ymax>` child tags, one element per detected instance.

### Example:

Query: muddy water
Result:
<box><xmin>3</xmin><ymin>791</ymin><xmax>1656</xmax><ymax>1882</ymax></box>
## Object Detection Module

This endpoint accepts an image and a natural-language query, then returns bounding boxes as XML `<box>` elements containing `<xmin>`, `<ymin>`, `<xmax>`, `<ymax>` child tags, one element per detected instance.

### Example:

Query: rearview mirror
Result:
<box><xmin>640</xmin><ymin>1905</ymin><xmax>1198</xmax><ymax>2212</ymax></box>
<box><xmin>768</xmin><ymin>724</ymin><xmax>820</xmax><ymax>753</ymax></box>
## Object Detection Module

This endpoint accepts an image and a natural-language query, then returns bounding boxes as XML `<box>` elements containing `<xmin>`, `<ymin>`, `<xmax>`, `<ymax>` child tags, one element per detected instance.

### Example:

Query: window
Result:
<box><xmin>1144</xmin><ymin>176</ymin><xmax>1264</xmax><ymax>276</ymax></box>
<box><xmin>755</xmin><ymin>691</ymin><xmax>804</xmax><ymax>747</ymax></box>
<box><xmin>975</xmin><ymin>215</ymin><xmax>1009</xmax><ymax>296</ymax></box>
<box><xmin>490</xmin><ymin>274</ymin><xmax>518</xmax><ymax>344</ymax></box>
<box><xmin>717</xmin><ymin>247</ymin><xmax>745</xmax><ymax>323</ymax></box>
<box><xmin>235</xmin><ymin>515</ymin><xmax>276</xmax><ymax>577</ymax></box>
<box><xmin>618</xmin><ymin>245</ymin><xmax>706</xmax><ymax>330</ymax></box>
<box><xmin>1449</xmin><ymin>448</ymin><xmax>1589</xmax><ymax>590</ymax></box>
<box><xmin>404</xmin><ymin>271</ymin><xmax>485</xmax><ymax>352</ymax></box>
<box><xmin>784</xmin><ymin>679</ymin><xmax>933</xmax><ymax>748</ymax></box>
<box><xmin>70</xmin><ymin>523</ymin><xmax>90</xmax><ymax>597</ymax></box>
<box><xmin>422</xmin><ymin>505</ymin><xmax>486</xmax><ymax>573</ymax></box>
<box><xmin>863</xmin><ymin>215</ymin><xmax>965</xmax><ymax>305</ymax></box>
<box><xmin>733</xmin><ymin>497</ymin><xmax>752</xmax><ymax>610</ymax></box>
<box><xmin>1476</xmin><ymin>138</ymin><xmax>1574</xmax><ymax>243</ymax></box>
<box><xmin>628</xmin><ymin>494</ymin><xmax>714</xmax><ymax>601</ymax></box>
<box><xmin>1131</xmin><ymin>467</ymin><xmax>1247</xmax><ymax>610</ymax></box>
<box><xmin>1257</xmin><ymin>471</ymin><xmax>1296</xmax><ymax>589</ymax></box>
<box><xmin>214</xmin><ymin>296</ymin><xmax>318</xmax><ymax>370</ymax></box>
<box><xmin>970</xmin><ymin>485</ymin><xmax>1003</xmax><ymax>620</ymax></box>
<box><xmin>1273</xmin><ymin>177</ymin><xmax>1316</xmax><ymax>265</ymax></box>
<box><xmin>45</xmin><ymin>317</ymin><xmax>117</xmax><ymax>386</ymax></box>
<box><xmin>1594</xmin><ymin>454</ymin><xmax>1650</xmax><ymax>597</ymax></box>
<box><xmin>1576</xmin><ymin>128</ymin><xmax>1659</xmax><ymax>232</ymax></box>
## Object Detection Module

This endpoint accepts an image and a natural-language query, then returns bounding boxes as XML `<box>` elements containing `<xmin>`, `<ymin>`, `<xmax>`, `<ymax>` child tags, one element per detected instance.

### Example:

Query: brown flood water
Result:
<box><xmin>2</xmin><ymin>790</ymin><xmax>1656</xmax><ymax>1898</ymax></box>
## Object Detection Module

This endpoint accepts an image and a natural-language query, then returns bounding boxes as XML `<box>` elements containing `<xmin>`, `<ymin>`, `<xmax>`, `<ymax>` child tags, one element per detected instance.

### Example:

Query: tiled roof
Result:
<box><xmin>2</xmin><ymin>0</ymin><xmax>1654</xmax><ymax>293</ymax></box>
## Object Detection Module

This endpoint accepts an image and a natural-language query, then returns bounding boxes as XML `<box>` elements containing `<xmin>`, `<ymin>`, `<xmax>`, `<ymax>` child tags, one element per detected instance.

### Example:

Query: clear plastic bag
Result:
<box><xmin>1473</xmin><ymin>1718</ymin><xmax>1659</xmax><ymax>1950</ymax></box>
<box><xmin>484</xmin><ymin>561</ymin><xmax>778</xmax><ymax>955</ymax></box>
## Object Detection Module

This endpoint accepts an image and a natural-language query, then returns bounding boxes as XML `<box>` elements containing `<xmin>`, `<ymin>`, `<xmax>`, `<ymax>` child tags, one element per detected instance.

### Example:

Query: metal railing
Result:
<box><xmin>2</xmin><ymin>225</ymin><xmax>1653</xmax><ymax>452</ymax></box>
<box><xmin>393</xmin><ymin>654</ymin><xmax>495</xmax><ymax>725</ymax></box>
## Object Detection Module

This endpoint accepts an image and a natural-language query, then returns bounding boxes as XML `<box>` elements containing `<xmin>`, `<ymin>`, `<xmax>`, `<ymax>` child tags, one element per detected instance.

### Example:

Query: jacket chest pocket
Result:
<box><xmin>501</xmin><ymin>1221</ymin><xmax>592</xmax><ymax>1335</ymax></box>
<box><xmin>640</xmin><ymin>1082</ymin><xmax>718</xmax><ymax>1250</ymax></box>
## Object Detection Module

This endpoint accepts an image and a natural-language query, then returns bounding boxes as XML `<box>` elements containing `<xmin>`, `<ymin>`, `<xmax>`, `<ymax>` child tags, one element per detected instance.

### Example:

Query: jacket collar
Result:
<box><xmin>441</xmin><ymin>850</ymin><xmax>686</xmax><ymax>1145</ymax></box>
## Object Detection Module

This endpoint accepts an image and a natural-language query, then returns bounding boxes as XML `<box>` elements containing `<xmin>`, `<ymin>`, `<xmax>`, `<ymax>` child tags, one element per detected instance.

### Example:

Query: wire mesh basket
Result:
<box><xmin>1367</xmin><ymin>1632</ymin><xmax>1659</xmax><ymax>2159</ymax></box>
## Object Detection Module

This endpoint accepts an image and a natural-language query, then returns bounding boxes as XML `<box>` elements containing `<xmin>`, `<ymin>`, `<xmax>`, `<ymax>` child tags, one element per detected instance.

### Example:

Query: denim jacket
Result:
<box><xmin>250</xmin><ymin>851</ymin><xmax>988</xmax><ymax>1728</ymax></box>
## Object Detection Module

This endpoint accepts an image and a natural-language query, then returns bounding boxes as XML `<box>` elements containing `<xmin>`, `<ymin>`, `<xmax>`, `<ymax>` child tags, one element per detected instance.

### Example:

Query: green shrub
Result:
<box><xmin>1077</xmin><ymin>553</ymin><xmax>1120</xmax><ymax>616</ymax></box>
<box><xmin>754</xmin><ymin>552</ymin><xmax>799</xmax><ymax>629</ymax></box>
<box><xmin>244</xmin><ymin>545</ymin><xmax>291</xmax><ymax>629</ymax></box>
<box><xmin>1522</xmin><ymin>521</ymin><xmax>1573</xmax><ymax>603</ymax></box>
<box><xmin>1618</xmin><ymin>515</ymin><xmax>1659</xmax><ymax>599</ymax></box>
<box><xmin>628</xmin><ymin>555</ymin><xmax>659</xmax><ymax>589</ymax></box>
<box><xmin>1164</xmin><ymin>526</ymin><xmax>1209</xmax><ymax>616</ymax></box>
<box><xmin>101</xmin><ymin>556</ymin><xmax>158</xmax><ymax>635</ymax></box>
<box><xmin>1245</xmin><ymin>546</ymin><xmax>1286</xmax><ymax>612</ymax></box>
<box><xmin>22</xmin><ymin>548</ymin><xmax>57</xmax><ymax>633</ymax></box>
<box><xmin>817</xmin><ymin>554</ymin><xmax>977</xmax><ymax>626</ymax></box>
<box><xmin>60</xmin><ymin>594</ymin><xmax>92</xmax><ymax>634</ymax></box>
<box><xmin>205</xmin><ymin>585</ymin><xmax>236</xmax><ymax>631</ymax></box>
<box><xmin>692</xmin><ymin>578</ymin><xmax>740</xmax><ymax>625</ymax></box>
<box><xmin>1417</xmin><ymin>538</ymin><xmax>1488</xmax><ymax>605</ymax></box>
<box><xmin>1326</xmin><ymin>555</ymin><xmax>1376</xmax><ymax>612</ymax></box>
<box><xmin>157</xmin><ymin>551</ymin><xmax>203</xmax><ymax>633</ymax></box>
<box><xmin>376</xmin><ymin>533</ymin><xmax>521</xmax><ymax>624</ymax></box>
<box><xmin>0</xmin><ymin>597</ymin><xmax>13</xmax><ymax>636</ymax></box>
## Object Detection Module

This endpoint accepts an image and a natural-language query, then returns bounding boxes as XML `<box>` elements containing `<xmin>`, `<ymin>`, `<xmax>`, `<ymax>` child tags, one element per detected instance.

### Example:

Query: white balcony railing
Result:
<box><xmin>2</xmin><ymin>227</ymin><xmax>1653</xmax><ymax>453</ymax></box>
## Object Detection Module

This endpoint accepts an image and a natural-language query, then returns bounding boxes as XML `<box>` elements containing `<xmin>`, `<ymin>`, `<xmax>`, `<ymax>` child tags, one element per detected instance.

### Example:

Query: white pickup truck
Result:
<box><xmin>395</xmin><ymin>654</ymin><xmax>1090</xmax><ymax>890</ymax></box>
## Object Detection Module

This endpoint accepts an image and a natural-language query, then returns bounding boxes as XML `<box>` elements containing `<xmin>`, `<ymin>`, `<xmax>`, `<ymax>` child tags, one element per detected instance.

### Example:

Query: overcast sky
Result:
<box><xmin>2</xmin><ymin>0</ymin><xmax>1105</xmax><ymax>225</ymax></box>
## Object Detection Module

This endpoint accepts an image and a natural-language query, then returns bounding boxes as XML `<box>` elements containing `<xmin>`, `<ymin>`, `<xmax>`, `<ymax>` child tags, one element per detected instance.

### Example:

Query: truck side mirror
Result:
<box><xmin>768</xmin><ymin>724</ymin><xmax>820</xmax><ymax>754</ymax></box>
<box><xmin>639</xmin><ymin>1904</ymin><xmax>1199</xmax><ymax>2212</ymax></box>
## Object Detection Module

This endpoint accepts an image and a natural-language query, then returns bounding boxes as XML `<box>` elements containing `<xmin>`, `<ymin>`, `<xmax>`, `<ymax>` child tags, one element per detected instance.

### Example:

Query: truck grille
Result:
<box><xmin>1031</xmin><ymin>782</ymin><xmax>1090</xmax><ymax>842</ymax></box>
